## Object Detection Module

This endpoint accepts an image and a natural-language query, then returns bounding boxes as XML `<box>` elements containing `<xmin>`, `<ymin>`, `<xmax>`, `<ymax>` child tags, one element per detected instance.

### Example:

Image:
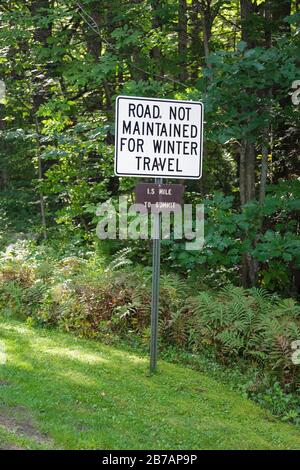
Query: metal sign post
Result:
<box><xmin>135</xmin><ymin>179</ymin><xmax>183</xmax><ymax>373</ymax></box>
<box><xmin>150</xmin><ymin>177</ymin><xmax>162</xmax><ymax>373</ymax></box>
<box><xmin>114</xmin><ymin>94</ymin><xmax>204</xmax><ymax>374</ymax></box>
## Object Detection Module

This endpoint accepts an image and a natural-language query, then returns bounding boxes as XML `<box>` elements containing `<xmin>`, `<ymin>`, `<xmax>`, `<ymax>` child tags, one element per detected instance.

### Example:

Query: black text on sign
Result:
<box><xmin>115</xmin><ymin>96</ymin><xmax>204</xmax><ymax>179</ymax></box>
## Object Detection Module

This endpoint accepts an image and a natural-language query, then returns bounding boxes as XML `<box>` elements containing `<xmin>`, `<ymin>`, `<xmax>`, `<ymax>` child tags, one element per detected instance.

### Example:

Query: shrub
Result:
<box><xmin>0</xmin><ymin>241</ymin><xmax>299</xmax><ymax>416</ymax></box>
<box><xmin>164</xmin><ymin>182</ymin><xmax>300</xmax><ymax>295</ymax></box>
<box><xmin>179</xmin><ymin>286</ymin><xmax>300</xmax><ymax>388</ymax></box>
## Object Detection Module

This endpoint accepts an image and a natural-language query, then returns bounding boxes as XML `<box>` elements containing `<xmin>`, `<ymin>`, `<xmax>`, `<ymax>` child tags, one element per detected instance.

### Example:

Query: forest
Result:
<box><xmin>0</xmin><ymin>0</ymin><xmax>300</xmax><ymax>451</ymax></box>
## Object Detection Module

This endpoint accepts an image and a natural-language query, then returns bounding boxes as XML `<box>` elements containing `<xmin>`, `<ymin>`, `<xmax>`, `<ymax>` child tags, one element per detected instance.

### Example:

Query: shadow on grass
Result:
<box><xmin>1</xmin><ymin>319</ymin><xmax>300</xmax><ymax>450</ymax></box>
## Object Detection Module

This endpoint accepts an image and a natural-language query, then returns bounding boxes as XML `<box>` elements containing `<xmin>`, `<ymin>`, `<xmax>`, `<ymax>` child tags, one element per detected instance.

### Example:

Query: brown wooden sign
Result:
<box><xmin>135</xmin><ymin>183</ymin><xmax>184</xmax><ymax>213</ymax></box>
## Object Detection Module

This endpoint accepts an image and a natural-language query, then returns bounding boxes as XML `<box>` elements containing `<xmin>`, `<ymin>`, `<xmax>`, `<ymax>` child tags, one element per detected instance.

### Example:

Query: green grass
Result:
<box><xmin>0</xmin><ymin>318</ymin><xmax>300</xmax><ymax>450</ymax></box>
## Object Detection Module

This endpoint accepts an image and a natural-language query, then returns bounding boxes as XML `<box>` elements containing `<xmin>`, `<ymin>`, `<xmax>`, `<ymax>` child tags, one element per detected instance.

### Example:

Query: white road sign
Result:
<box><xmin>115</xmin><ymin>96</ymin><xmax>204</xmax><ymax>179</ymax></box>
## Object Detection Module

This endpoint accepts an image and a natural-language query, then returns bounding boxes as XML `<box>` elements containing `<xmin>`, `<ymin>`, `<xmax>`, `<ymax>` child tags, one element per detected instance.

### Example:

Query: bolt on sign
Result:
<box><xmin>115</xmin><ymin>96</ymin><xmax>204</xmax><ymax>179</ymax></box>
<box><xmin>135</xmin><ymin>182</ymin><xmax>184</xmax><ymax>213</ymax></box>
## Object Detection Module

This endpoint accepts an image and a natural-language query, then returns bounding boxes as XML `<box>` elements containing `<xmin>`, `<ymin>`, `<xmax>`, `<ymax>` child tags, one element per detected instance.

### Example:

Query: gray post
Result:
<box><xmin>150</xmin><ymin>177</ymin><xmax>162</xmax><ymax>373</ymax></box>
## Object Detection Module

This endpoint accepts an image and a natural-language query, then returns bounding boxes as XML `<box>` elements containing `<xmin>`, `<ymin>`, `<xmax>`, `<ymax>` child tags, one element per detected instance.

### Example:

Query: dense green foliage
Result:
<box><xmin>0</xmin><ymin>0</ymin><xmax>299</xmax><ymax>445</ymax></box>
<box><xmin>163</xmin><ymin>180</ymin><xmax>300</xmax><ymax>294</ymax></box>
<box><xmin>0</xmin><ymin>1</ymin><xmax>299</xmax><ymax>292</ymax></box>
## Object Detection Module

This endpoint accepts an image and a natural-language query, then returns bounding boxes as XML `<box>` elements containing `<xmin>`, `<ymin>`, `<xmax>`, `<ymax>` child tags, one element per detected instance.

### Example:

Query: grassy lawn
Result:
<box><xmin>0</xmin><ymin>317</ymin><xmax>300</xmax><ymax>450</ymax></box>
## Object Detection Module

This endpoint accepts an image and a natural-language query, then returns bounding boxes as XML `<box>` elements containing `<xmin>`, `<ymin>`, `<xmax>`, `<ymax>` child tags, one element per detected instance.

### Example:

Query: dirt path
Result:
<box><xmin>0</xmin><ymin>405</ymin><xmax>53</xmax><ymax>450</ymax></box>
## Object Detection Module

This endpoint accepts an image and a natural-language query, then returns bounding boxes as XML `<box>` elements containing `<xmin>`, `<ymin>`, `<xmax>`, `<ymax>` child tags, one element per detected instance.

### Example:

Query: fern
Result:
<box><xmin>105</xmin><ymin>247</ymin><xmax>133</xmax><ymax>272</ymax></box>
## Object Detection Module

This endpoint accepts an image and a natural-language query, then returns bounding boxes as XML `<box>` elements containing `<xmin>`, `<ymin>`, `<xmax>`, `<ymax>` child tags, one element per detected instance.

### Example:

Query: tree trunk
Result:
<box><xmin>199</xmin><ymin>1</ymin><xmax>222</xmax><ymax>73</ymax></box>
<box><xmin>178</xmin><ymin>0</ymin><xmax>188</xmax><ymax>82</ymax></box>
<box><xmin>239</xmin><ymin>1</ymin><xmax>259</xmax><ymax>286</ymax></box>
<box><xmin>239</xmin><ymin>141</ymin><xmax>257</xmax><ymax>287</ymax></box>
<box><xmin>201</xmin><ymin>14</ymin><xmax>211</xmax><ymax>68</ymax></box>
<box><xmin>240</xmin><ymin>0</ymin><xmax>256</xmax><ymax>48</ymax></box>
<box><xmin>271</xmin><ymin>0</ymin><xmax>291</xmax><ymax>33</ymax></box>
<box><xmin>190</xmin><ymin>0</ymin><xmax>202</xmax><ymax>80</ymax></box>
<box><xmin>30</xmin><ymin>0</ymin><xmax>52</xmax><ymax>238</ymax></box>
<box><xmin>151</xmin><ymin>0</ymin><xmax>162</xmax><ymax>61</ymax></box>
<box><xmin>0</xmin><ymin>168</ymin><xmax>8</xmax><ymax>190</ymax></box>
<box><xmin>239</xmin><ymin>140</ymin><xmax>256</xmax><ymax>206</ymax></box>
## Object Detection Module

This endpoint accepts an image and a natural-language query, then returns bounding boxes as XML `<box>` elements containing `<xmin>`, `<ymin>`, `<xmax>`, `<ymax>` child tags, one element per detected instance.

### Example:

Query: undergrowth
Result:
<box><xmin>0</xmin><ymin>240</ymin><xmax>299</xmax><ymax>424</ymax></box>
